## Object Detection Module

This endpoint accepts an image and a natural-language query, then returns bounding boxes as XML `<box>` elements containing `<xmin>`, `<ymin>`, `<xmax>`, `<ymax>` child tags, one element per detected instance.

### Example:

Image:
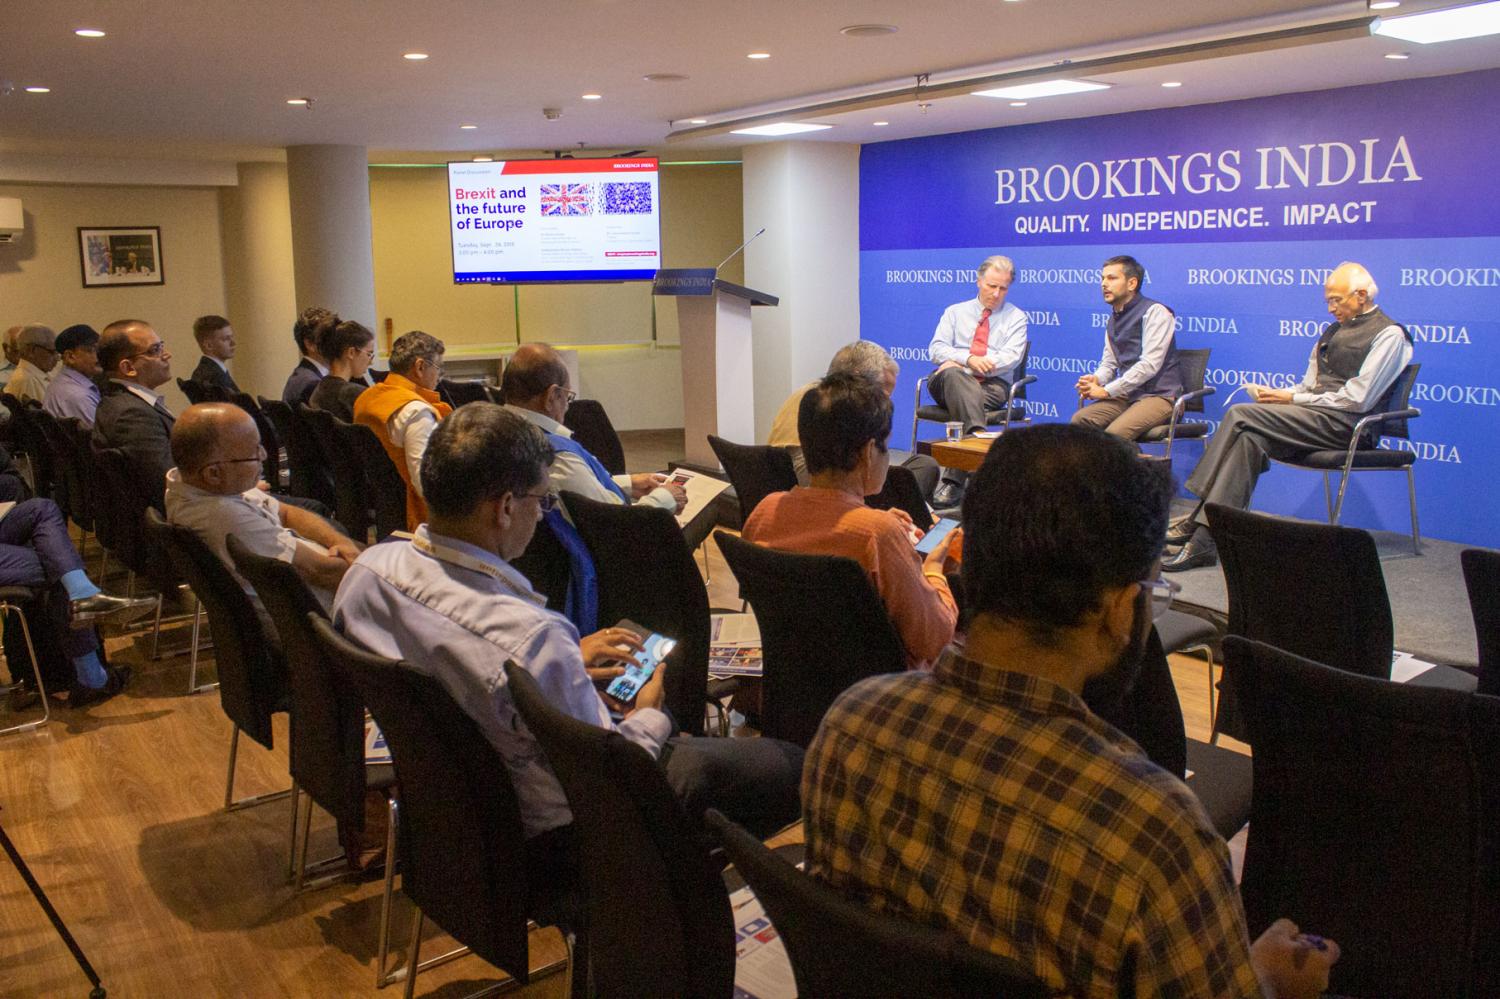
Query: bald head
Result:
<box><xmin>172</xmin><ymin>403</ymin><xmax>260</xmax><ymax>490</ymax></box>
<box><xmin>501</xmin><ymin>343</ymin><xmax>571</xmax><ymax>414</ymax></box>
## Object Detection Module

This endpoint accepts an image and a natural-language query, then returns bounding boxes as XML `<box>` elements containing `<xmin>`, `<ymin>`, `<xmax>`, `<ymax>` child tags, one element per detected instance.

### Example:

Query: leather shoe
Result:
<box><xmin>1162</xmin><ymin>538</ymin><xmax>1218</xmax><ymax>573</ymax></box>
<box><xmin>7</xmin><ymin>683</ymin><xmax>40</xmax><ymax>712</ymax></box>
<box><xmin>1164</xmin><ymin>518</ymin><xmax>1198</xmax><ymax>546</ymax></box>
<box><xmin>932</xmin><ymin>481</ymin><xmax>964</xmax><ymax>510</ymax></box>
<box><xmin>69</xmin><ymin>665</ymin><xmax>132</xmax><ymax>708</ymax></box>
<box><xmin>70</xmin><ymin>593</ymin><xmax>156</xmax><ymax>629</ymax></box>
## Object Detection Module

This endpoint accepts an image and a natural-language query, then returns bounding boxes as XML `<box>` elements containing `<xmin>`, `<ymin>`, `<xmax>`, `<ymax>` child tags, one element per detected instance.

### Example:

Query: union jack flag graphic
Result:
<box><xmin>540</xmin><ymin>183</ymin><xmax>591</xmax><ymax>216</ymax></box>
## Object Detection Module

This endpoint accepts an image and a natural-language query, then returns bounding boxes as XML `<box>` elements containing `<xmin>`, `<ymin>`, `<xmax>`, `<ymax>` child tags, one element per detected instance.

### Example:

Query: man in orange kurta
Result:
<box><xmin>353</xmin><ymin>330</ymin><xmax>452</xmax><ymax>530</ymax></box>
<box><xmin>742</xmin><ymin>371</ymin><xmax>959</xmax><ymax>669</ymax></box>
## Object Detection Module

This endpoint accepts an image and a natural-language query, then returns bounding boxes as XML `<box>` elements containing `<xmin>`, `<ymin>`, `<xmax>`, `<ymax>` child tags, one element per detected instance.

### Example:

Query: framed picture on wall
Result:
<box><xmin>78</xmin><ymin>226</ymin><xmax>164</xmax><ymax>287</ymax></box>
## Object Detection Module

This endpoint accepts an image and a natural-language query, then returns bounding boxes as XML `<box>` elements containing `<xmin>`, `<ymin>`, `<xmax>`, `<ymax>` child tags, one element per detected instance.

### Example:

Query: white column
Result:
<box><xmin>285</xmin><ymin>145</ymin><xmax>378</xmax><ymax>329</ymax></box>
<box><xmin>219</xmin><ymin>162</ymin><xmax>298</xmax><ymax>398</ymax></box>
<box><xmin>741</xmin><ymin>142</ymin><xmax>861</xmax><ymax>442</ymax></box>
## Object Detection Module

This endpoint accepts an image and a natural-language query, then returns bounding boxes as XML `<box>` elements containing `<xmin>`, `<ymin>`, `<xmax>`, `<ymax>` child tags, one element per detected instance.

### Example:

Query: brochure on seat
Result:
<box><xmin>364</xmin><ymin>714</ymin><xmax>392</xmax><ymax>766</ymax></box>
<box><xmin>730</xmin><ymin>883</ymin><xmax>796</xmax><ymax>999</ymax></box>
<box><xmin>1390</xmin><ymin>650</ymin><xmax>1436</xmax><ymax>684</ymax></box>
<box><xmin>710</xmin><ymin>612</ymin><xmax>764</xmax><ymax>677</ymax></box>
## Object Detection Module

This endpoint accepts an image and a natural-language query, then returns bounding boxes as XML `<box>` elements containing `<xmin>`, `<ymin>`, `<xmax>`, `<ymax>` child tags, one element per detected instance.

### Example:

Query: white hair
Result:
<box><xmin>16</xmin><ymin>324</ymin><xmax>55</xmax><ymax>349</ymax></box>
<box><xmin>979</xmin><ymin>254</ymin><xmax>1016</xmax><ymax>280</ymax></box>
<box><xmin>1335</xmin><ymin>261</ymin><xmax>1378</xmax><ymax>300</ymax></box>
<box><xmin>828</xmin><ymin>340</ymin><xmax>898</xmax><ymax>381</ymax></box>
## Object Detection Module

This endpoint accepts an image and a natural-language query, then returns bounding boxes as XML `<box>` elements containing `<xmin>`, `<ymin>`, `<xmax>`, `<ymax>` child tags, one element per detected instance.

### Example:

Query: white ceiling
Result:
<box><xmin>0</xmin><ymin>0</ymin><xmax>1497</xmax><ymax>163</ymax></box>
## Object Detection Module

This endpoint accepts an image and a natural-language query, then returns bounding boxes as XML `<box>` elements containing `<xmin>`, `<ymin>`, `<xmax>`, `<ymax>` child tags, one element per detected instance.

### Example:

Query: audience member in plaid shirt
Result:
<box><xmin>802</xmin><ymin>423</ymin><xmax>1340</xmax><ymax>998</ymax></box>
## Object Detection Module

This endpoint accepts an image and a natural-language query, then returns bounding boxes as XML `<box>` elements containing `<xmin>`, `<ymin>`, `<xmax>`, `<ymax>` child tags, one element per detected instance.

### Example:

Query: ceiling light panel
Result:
<box><xmin>1374</xmin><ymin>1</ymin><xmax>1500</xmax><ymax>43</ymax></box>
<box><xmin>730</xmin><ymin>122</ymin><xmax>832</xmax><ymax>136</ymax></box>
<box><xmin>972</xmin><ymin>79</ymin><xmax>1109</xmax><ymax>100</ymax></box>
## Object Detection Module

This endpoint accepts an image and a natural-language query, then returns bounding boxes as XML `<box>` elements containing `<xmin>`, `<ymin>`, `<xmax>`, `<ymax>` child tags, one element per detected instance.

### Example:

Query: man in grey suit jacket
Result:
<box><xmin>92</xmin><ymin>320</ymin><xmax>176</xmax><ymax>513</ymax></box>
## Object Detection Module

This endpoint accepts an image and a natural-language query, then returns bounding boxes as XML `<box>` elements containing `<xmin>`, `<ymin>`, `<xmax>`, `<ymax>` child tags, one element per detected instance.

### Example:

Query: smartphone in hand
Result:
<box><xmin>915</xmin><ymin>517</ymin><xmax>959</xmax><ymax>555</ymax></box>
<box><xmin>604</xmin><ymin>626</ymin><xmax>678</xmax><ymax>703</ymax></box>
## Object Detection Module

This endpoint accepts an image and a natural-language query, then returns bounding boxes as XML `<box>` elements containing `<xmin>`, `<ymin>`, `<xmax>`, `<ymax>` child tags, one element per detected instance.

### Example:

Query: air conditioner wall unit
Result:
<box><xmin>0</xmin><ymin>198</ymin><xmax>22</xmax><ymax>244</ymax></box>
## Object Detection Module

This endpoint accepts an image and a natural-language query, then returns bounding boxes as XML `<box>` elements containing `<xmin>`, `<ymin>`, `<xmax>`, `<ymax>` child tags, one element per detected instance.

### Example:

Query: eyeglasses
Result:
<box><xmin>553</xmin><ymin>385</ymin><xmax>577</xmax><ymax>405</ymax></box>
<box><xmin>208</xmin><ymin>444</ymin><xmax>268</xmax><ymax>467</ymax></box>
<box><xmin>1325</xmin><ymin>291</ymin><xmax>1362</xmax><ymax>307</ymax></box>
<box><xmin>519</xmin><ymin>489</ymin><xmax>561</xmax><ymax>513</ymax></box>
<box><xmin>129</xmin><ymin>341</ymin><xmax>167</xmax><ymax>359</ymax></box>
<box><xmin>1138</xmin><ymin>577</ymin><xmax>1181</xmax><ymax>620</ymax></box>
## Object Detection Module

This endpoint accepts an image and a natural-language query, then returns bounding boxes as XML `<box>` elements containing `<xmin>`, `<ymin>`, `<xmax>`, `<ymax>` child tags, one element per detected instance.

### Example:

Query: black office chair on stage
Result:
<box><xmin>707</xmin><ymin>434</ymin><xmax>796</xmax><ymax>527</ymax></box>
<box><xmin>715</xmin><ymin>532</ymin><xmax>906</xmax><ymax>747</ymax></box>
<box><xmin>563</xmin><ymin>491</ymin><xmax>738</xmax><ymax>736</ymax></box>
<box><xmin>706</xmin><ymin>810</ymin><xmax>1050</xmax><ymax>999</ymax></box>
<box><xmin>1270</xmin><ymin>361</ymin><xmax>1423</xmax><ymax>556</ymax></box>
<box><xmin>1225</xmin><ymin>636</ymin><xmax>1500</xmax><ymax>998</ymax></box>
<box><xmin>505</xmin><ymin>660</ymin><xmax>735</xmax><ymax>999</ymax></box>
<box><xmin>313</xmin><ymin>620</ymin><xmax>571</xmax><ymax>999</ymax></box>
<box><xmin>1137</xmin><ymin>347</ymin><xmax>1216</xmax><ymax>459</ymax></box>
<box><xmin>864</xmin><ymin>463</ymin><xmax>933</xmax><ymax>532</ymax></box>
<box><xmin>910</xmin><ymin>345</ymin><xmax>1036</xmax><ymax>451</ymax></box>
<box><xmin>1461</xmin><ymin>548</ymin><xmax>1500</xmax><ymax>697</ymax></box>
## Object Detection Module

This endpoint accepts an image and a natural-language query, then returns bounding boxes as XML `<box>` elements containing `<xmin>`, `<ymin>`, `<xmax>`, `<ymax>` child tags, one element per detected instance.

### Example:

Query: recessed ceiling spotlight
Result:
<box><xmin>687</xmin><ymin>118</ymin><xmax>708</xmax><ymax>125</ymax></box>
<box><xmin>473</xmin><ymin>156</ymin><xmax>493</xmax><ymax>162</ymax></box>
<box><xmin>1161</xmin><ymin>81</ymin><xmax>1183</xmax><ymax>88</ymax></box>
<box><xmin>460</xmin><ymin>123</ymin><xmax>478</xmax><ymax>129</ymax></box>
<box><xmin>1009</xmin><ymin>101</ymin><xmax>1028</xmax><ymax>107</ymax></box>
<box><xmin>747</xmin><ymin>51</ymin><xmax>771</xmax><ymax>59</ymax></box>
<box><xmin>840</xmin><ymin>24</ymin><xmax>898</xmax><ymax>37</ymax></box>
<box><xmin>24</xmin><ymin>86</ymin><xmax>51</xmax><ymax>94</ymax></box>
<box><xmin>286</xmin><ymin>97</ymin><xmax>310</xmax><ymax>105</ymax></box>
<box><xmin>1385</xmin><ymin>51</ymin><xmax>1411</xmax><ymax>58</ymax></box>
<box><xmin>74</xmin><ymin>28</ymin><xmax>106</xmax><ymax>38</ymax></box>
<box><xmin>873</xmin><ymin>120</ymin><xmax>890</xmax><ymax>126</ymax></box>
<box><xmin>1374</xmin><ymin>0</ymin><xmax>1500</xmax><ymax>43</ymax></box>
<box><xmin>974</xmin><ymin>79</ymin><xmax>1109</xmax><ymax>100</ymax></box>
<box><xmin>1370</xmin><ymin>1</ymin><xmax>1401</xmax><ymax>9</ymax></box>
<box><xmin>403</xmin><ymin>52</ymin><xmax>429</xmax><ymax>61</ymax></box>
<box><xmin>643</xmin><ymin>73</ymin><xmax>689</xmax><ymax>82</ymax></box>
<box><xmin>581</xmin><ymin>93</ymin><xmax>602</xmax><ymax>100</ymax></box>
<box><xmin>731</xmin><ymin>122</ymin><xmax>832</xmax><ymax>136</ymax></box>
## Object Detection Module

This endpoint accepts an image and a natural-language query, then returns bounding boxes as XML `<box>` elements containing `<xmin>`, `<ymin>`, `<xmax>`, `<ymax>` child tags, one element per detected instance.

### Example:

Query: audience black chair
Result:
<box><xmin>8</xmin><ymin>399</ymin><xmax>55</xmax><ymax>500</ymax></box>
<box><xmin>177</xmin><ymin>376</ymin><xmax>229</xmax><ymax>405</ymax></box>
<box><xmin>258</xmin><ymin>396</ymin><xmax>335</xmax><ymax>509</ymax></box>
<box><xmin>707</xmin><ymin>434</ymin><xmax>797</xmax><ymax>527</ymax></box>
<box><xmin>1225</xmin><ymin>636</ymin><xmax>1500</xmax><ymax>998</ymax></box>
<box><xmin>300</xmin><ymin>404</ymin><xmax>371</xmax><ymax>542</ymax></box>
<box><xmin>339</xmin><ymin>420</ymin><xmax>407</xmax><ymax>542</ymax></box>
<box><xmin>1270</xmin><ymin>361</ymin><xmax>1423</xmax><ymax>555</ymax></box>
<box><xmin>227</xmin><ymin>539</ymin><xmax>395</xmax><ymax>876</ymax></box>
<box><xmin>863</xmin><ymin>462</ymin><xmax>932</xmax><ymax>532</ymax></box>
<box><xmin>504</xmin><ymin>659</ymin><xmax>734</xmax><ymax>999</ymax></box>
<box><xmin>705</xmin><ymin>810</ymin><xmax>1050</xmax><ymax>999</ymax></box>
<box><xmin>437</xmin><ymin>377</ymin><xmax>489</xmax><ymax>409</ymax></box>
<box><xmin>1461</xmin><ymin>548</ymin><xmax>1500</xmax><ymax>697</ymax></box>
<box><xmin>1137</xmin><ymin>346</ymin><xmax>1216</xmax><ymax>458</ymax></box>
<box><xmin>0</xmin><ymin>586</ymin><xmax>49</xmax><ymax>735</ymax></box>
<box><xmin>563</xmin><ymin>491</ymin><xmax>737</xmax><ymax>736</ymax></box>
<box><xmin>1156</xmin><ymin>607</ymin><xmax>1219</xmax><ymax>728</ymax></box>
<box><xmin>715</xmin><ymin>531</ymin><xmax>906</xmax><ymax>747</ymax></box>
<box><xmin>563</xmin><ymin>399</ymin><xmax>627</xmax><ymax>477</ymax></box>
<box><xmin>230</xmin><ymin>392</ymin><xmax>286</xmax><ymax>493</ymax></box>
<box><xmin>910</xmin><ymin>344</ymin><xmax>1037</xmax><ymax>451</ymax></box>
<box><xmin>29</xmin><ymin>407</ymin><xmax>80</xmax><ymax>531</ymax></box>
<box><xmin>311</xmin><ymin>619</ymin><xmax>570</xmax><ymax>999</ymax></box>
<box><xmin>145</xmin><ymin>510</ymin><xmax>293</xmax><ymax>819</ymax></box>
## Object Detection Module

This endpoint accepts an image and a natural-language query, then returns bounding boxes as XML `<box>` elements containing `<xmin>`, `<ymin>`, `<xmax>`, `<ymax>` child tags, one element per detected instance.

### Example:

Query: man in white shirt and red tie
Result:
<box><xmin>926</xmin><ymin>254</ymin><xmax>1029</xmax><ymax>508</ymax></box>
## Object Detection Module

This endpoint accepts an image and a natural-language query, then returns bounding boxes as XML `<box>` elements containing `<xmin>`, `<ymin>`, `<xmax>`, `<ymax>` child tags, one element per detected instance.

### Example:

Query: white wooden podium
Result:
<box><xmin>654</xmin><ymin>268</ymin><xmax>778</xmax><ymax>470</ymax></box>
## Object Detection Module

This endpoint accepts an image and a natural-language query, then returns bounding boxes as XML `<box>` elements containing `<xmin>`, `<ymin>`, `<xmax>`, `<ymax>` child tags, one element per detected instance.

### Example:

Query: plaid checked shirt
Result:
<box><xmin>803</xmin><ymin>647</ymin><xmax>1266</xmax><ymax>999</ymax></box>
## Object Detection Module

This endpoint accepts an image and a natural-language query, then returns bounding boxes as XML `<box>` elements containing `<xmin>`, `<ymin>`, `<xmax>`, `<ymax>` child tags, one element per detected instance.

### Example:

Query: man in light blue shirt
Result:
<box><xmin>333</xmin><ymin>403</ymin><xmax>802</xmax><ymax>855</ymax></box>
<box><xmin>42</xmin><ymin>324</ymin><xmax>103</xmax><ymax>428</ymax></box>
<box><xmin>926</xmin><ymin>254</ymin><xmax>1029</xmax><ymax>507</ymax></box>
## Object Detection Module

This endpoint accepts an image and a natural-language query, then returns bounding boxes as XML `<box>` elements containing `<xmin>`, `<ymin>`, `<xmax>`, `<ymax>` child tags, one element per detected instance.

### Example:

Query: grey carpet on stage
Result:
<box><xmin>1167</xmin><ymin>502</ymin><xmax>1487</xmax><ymax>669</ymax></box>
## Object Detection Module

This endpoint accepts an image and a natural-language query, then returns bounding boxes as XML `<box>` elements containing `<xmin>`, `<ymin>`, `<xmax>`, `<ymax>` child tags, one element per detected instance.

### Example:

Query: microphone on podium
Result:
<box><xmin>716</xmin><ymin>227</ymin><xmax>766</xmax><ymax>272</ymax></box>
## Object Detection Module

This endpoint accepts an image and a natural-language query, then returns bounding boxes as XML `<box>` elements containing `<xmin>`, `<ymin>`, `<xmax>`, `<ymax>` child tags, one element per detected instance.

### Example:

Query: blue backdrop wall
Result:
<box><xmin>860</xmin><ymin>68</ymin><xmax>1500</xmax><ymax>548</ymax></box>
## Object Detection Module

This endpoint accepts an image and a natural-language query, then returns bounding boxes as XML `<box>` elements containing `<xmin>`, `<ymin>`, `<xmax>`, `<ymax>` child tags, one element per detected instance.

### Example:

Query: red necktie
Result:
<box><xmin>969</xmin><ymin>308</ymin><xmax>992</xmax><ymax>377</ymax></box>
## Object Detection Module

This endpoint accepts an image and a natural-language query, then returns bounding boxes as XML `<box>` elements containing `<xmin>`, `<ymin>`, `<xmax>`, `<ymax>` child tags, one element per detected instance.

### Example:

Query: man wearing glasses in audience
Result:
<box><xmin>93</xmin><ymin>319</ymin><xmax>179</xmax><ymax>511</ymax></box>
<box><xmin>802</xmin><ymin>423</ymin><xmax>1340</xmax><ymax>999</ymax></box>
<box><xmin>502</xmin><ymin>342</ymin><xmax>687</xmax><ymax>515</ymax></box>
<box><xmin>43</xmin><ymin>324</ymin><xmax>104</xmax><ymax>428</ymax></box>
<box><xmin>6</xmin><ymin>323</ymin><xmax>59</xmax><ymax>403</ymax></box>
<box><xmin>353</xmin><ymin>330</ymin><xmax>451</xmax><ymax>531</ymax></box>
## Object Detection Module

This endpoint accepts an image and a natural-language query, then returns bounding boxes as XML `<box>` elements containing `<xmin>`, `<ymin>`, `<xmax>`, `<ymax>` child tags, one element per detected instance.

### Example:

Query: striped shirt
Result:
<box><xmin>802</xmin><ymin>646</ymin><xmax>1265</xmax><ymax>998</ymax></box>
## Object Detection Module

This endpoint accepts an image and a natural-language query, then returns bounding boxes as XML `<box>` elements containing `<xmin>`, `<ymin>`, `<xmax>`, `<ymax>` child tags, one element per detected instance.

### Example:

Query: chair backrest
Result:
<box><xmin>49</xmin><ymin>415</ymin><xmax>95</xmax><ymax>532</ymax></box>
<box><xmin>91</xmin><ymin>444</ymin><xmax>167</xmax><ymax>585</ymax></box>
<box><xmin>1010</xmin><ymin>342</ymin><xmax>1031</xmax><ymax>401</ymax></box>
<box><xmin>231</xmin><ymin>392</ymin><xmax>284</xmax><ymax>490</ymax></box>
<box><xmin>1173</xmin><ymin>348</ymin><xmax>1211</xmax><ymax>411</ymax></box>
<box><xmin>178</xmin><ymin>377</ymin><xmax>210</xmax><ymax>405</ymax></box>
<box><xmin>1371</xmin><ymin>362</ymin><xmax>1421</xmax><ymax>441</ymax></box>
<box><xmin>562</xmin><ymin>491</ymin><xmax>712</xmax><ymax>734</ymax></box>
<box><xmin>864</xmin><ymin>463</ymin><xmax>932</xmax><ymax>532</ymax></box>
<box><xmin>10</xmin><ymin>400</ymin><xmax>54</xmax><ymax>497</ymax></box>
<box><xmin>299</xmin><ymin>403</ymin><xmax>371</xmax><ymax>541</ymax></box>
<box><xmin>706</xmin><ymin>811</ymin><xmax>1050</xmax><ymax>999</ymax></box>
<box><xmin>707</xmin><ymin>435</ymin><xmax>797</xmax><ymax>526</ymax></box>
<box><xmin>1207</xmin><ymin>503</ymin><xmax>1392</xmax><ymax>680</ymax></box>
<box><xmin>258</xmin><ymin>395</ymin><xmax>334</xmax><ymax>507</ymax></box>
<box><xmin>483</xmin><ymin>383</ymin><xmax>505</xmax><ymax>405</ymax></box>
<box><xmin>563</xmin><ymin>398</ymin><xmax>627</xmax><ymax>476</ymax></box>
<box><xmin>715</xmin><ymin>531</ymin><xmax>906</xmax><ymax>747</ymax></box>
<box><xmin>1224</xmin><ymin>636</ymin><xmax>1500</xmax><ymax>997</ymax></box>
<box><xmin>312</xmin><ymin>617</ymin><xmax>535</xmax><ymax>983</ymax></box>
<box><xmin>503</xmin><ymin>659</ymin><xmax>735</xmax><ymax>999</ymax></box>
<box><xmin>508</xmin><ymin>509</ymin><xmax>573</xmax><ymax>614</ymax></box>
<box><xmin>339</xmin><ymin>420</ymin><xmax>406</xmax><ymax>541</ymax></box>
<box><xmin>1461</xmin><ymin>548</ymin><xmax>1500</xmax><ymax>697</ymax></box>
<box><xmin>145</xmin><ymin>508</ymin><xmax>286</xmax><ymax>750</ymax></box>
<box><xmin>29</xmin><ymin>406</ymin><xmax>77</xmax><ymax>521</ymax></box>
<box><xmin>438</xmin><ymin>377</ymin><xmax>489</xmax><ymax>409</ymax></box>
<box><xmin>228</xmin><ymin>535</ymin><xmax>365</xmax><ymax>827</ymax></box>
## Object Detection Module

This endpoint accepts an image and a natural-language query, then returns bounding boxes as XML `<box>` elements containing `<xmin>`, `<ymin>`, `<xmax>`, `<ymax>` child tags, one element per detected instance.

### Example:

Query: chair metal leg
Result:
<box><xmin>0</xmin><ymin>603</ymin><xmax>49</xmax><ymax>736</ymax></box>
<box><xmin>1182</xmin><ymin>643</ymin><xmax>1216</xmax><ymax>737</ymax></box>
<box><xmin>149</xmin><ymin>594</ymin><xmax>163</xmax><ymax>659</ymax></box>
<box><xmin>183</xmin><ymin>598</ymin><xmax>217</xmax><ymax>693</ymax></box>
<box><xmin>1322</xmin><ymin>471</ymin><xmax>1334</xmax><ymax>521</ymax></box>
<box><xmin>1406</xmin><ymin>467</ymin><xmax>1422</xmax><ymax>555</ymax></box>
<box><xmin>403</xmin><ymin>909</ymin><xmax>423</xmax><ymax>999</ymax></box>
<box><xmin>223</xmin><ymin>724</ymin><xmax>294</xmax><ymax>812</ymax></box>
<box><xmin>376</xmin><ymin>797</ymin><xmax>401</xmax><ymax>988</ymax></box>
<box><xmin>1330</xmin><ymin>468</ymin><xmax>1352</xmax><ymax>525</ymax></box>
<box><xmin>291</xmin><ymin>784</ymin><xmax>306</xmax><ymax>885</ymax></box>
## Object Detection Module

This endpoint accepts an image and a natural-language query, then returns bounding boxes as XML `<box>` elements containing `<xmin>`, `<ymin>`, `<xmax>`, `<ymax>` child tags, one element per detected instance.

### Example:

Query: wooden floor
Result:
<box><xmin>0</xmin><ymin>431</ymin><xmax>1246</xmax><ymax>996</ymax></box>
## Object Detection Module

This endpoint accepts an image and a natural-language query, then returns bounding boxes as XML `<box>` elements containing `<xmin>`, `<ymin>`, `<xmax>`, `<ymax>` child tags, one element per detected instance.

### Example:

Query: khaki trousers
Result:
<box><xmin>1071</xmin><ymin>395</ymin><xmax>1175</xmax><ymax>441</ymax></box>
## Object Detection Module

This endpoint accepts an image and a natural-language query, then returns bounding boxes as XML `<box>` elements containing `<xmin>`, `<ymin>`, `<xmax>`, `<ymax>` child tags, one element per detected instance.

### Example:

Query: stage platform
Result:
<box><xmin>1167</xmin><ymin>501</ymin><xmax>1485</xmax><ymax>669</ymax></box>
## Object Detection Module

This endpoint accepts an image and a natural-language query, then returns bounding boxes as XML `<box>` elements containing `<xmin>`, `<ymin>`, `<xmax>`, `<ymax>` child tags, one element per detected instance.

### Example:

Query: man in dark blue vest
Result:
<box><xmin>1164</xmin><ymin>262</ymin><xmax>1414</xmax><ymax>572</ymax></box>
<box><xmin>1072</xmin><ymin>255</ymin><xmax>1185</xmax><ymax>441</ymax></box>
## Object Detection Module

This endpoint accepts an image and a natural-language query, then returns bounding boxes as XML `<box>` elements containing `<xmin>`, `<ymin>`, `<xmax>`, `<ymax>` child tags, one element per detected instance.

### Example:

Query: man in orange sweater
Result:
<box><xmin>353</xmin><ymin>330</ymin><xmax>452</xmax><ymax>530</ymax></box>
<box><xmin>743</xmin><ymin>371</ymin><xmax>959</xmax><ymax>669</ymax></box>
